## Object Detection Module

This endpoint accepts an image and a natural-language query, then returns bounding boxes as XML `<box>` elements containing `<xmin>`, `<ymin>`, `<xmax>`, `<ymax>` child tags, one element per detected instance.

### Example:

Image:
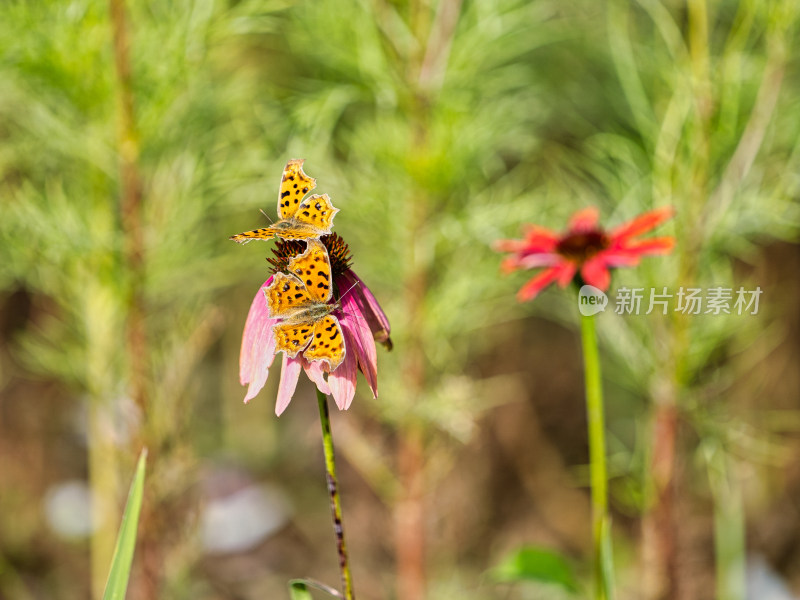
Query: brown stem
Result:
<box><xmin>643</xmin><ymin>404</ymin><xmax>679</xmax><ymax>600</ymax></box>
<box><xmin>395</xmin><ymin>255</ymin><xmax>428</xmax><ymax>600</ymax></box>
<box><xmin>109</xmin><ymin>2</ymin><xmax>155</xmax><ymax>598</ymax></box>
<box><xmin>109</xmin><ymin>0</ymin><xmax>148</xmax><ymax>418</ymax></box>
<box><xmin>393</xmin><ymin>3</ymin><xmax>463</xmax><ymax>598</ymax></box>
<box><xmin>396</xmin><ymin>425</ymin><xmax>425</xmax><ymax>600</ymax></box>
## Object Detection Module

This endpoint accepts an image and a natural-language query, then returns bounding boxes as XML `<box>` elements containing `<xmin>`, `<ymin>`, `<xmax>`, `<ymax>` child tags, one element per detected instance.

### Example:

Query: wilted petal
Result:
<box><xmin>240</xmin><ymin>278</ymin><xmax>278</xmax><ymax>403</ymax></box>
<box><xmin>275</xmin><ymin>355</ymin><xmax>302</xmax><ymax>416</ymax></box>
<box><xmin>339</xmin><ymin>304</ymin><xmax>378</xmax><ymax>398</ymax></box>
<box><xmin>328</xmin><ymin>336</ymin><xmax>357</xmax><ymax>410</ymax></box>
<box><xmin>303</xmin><ymin>358</ymin><xmax>331</xmax><ymax>396</ymax></box>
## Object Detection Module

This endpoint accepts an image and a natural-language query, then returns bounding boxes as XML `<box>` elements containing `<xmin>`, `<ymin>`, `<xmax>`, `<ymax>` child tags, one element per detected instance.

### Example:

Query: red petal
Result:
<box><xmin>610</xmin><ymin>207</ymin><xmax>674</xmax><ymax>241</ymax></box>
<box><xmin>522</xmin><ymin>225</ymin><xmax>559</xmax><ymax>251</ymax></box>
<box><xmin>517</xmin><ymin>266</ymin><xmax>562</xmax><ymax>301</ymax></box>
<box><xmin>500</xmin><ymin>256</ymin><xmax>522</xmax><ymax>274</ymax></box>
<box><xmin>581</xmin><ymin>258</ymin><xmax>611</xmax><ymax>290</ymax></box>
<box><xmin>620</xmin><ymin>237</ymin><xmax>675</xmax><ymax>256</ymax></box>
<box><xmin>568</xmin><ymin>207</ymin><xmax>600</xmax><ymax>232</ymax></box>
<box><xmin>493</xmin><ymin>238</ymin><xmax>530</xmax><ymax>253</ymax></box>
<box><xmin>555</xmin><ymin>262</ymin><xmax>578</xmax><ymax>287</ymax></box>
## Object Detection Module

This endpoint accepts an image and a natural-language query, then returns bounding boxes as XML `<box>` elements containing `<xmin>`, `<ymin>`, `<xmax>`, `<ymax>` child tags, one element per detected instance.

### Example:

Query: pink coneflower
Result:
<box><xmin>495</xmin><ymin>207</ymin><xmax>675</xmax><ymax>301</ymax></box>
<box><xmin>239</xmin><ymin>234</ymin><xmax>391</xmax><ymax>415</ymax></box>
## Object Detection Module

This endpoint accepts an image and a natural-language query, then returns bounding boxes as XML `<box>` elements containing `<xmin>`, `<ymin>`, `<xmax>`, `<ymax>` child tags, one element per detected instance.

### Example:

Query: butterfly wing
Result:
<box><xmin>286</xmin><ymin>239</ymin><xmax>333</xmax><ymax>303</ymax></box>
<box><xmin>272</xmin><ymin>321</ymin><xmax>314</xmax><ymax>358</ymax></box>
<box><xmin>291</xmin><ymin>194</ymin><xmax>339</xmax><ymax>234</ymax></box>
<box><xmin>264</xmin><ymin>272</ymin><xmax>314</xmax><ymax>318</ymax></box>
<box><xmin>279</xmin><ymin>159</ymin><xmax>317</xmax><ymax>220</ymax></box>
<box><xmin>229</xmin><ymin>226</ymin><xmax>277</xmax><ymax>244</ymax></box>
<box><xmin>303</xmin><ymin>314</ymin><xmax>346</xmax><ymax>371</ymax></box>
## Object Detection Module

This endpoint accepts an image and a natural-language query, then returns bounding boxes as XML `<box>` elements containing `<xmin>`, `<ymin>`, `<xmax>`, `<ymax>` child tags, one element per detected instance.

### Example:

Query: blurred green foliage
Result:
<box><xmin>1</xmin><ymin>0</ymin><xmax>799</xmax><ymax>598</ymax></box>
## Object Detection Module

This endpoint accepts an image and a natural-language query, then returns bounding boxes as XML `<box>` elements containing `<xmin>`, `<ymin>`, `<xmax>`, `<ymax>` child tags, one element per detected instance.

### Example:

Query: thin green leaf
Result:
<box><xmin>490</xmin><ymin>546</ymin><xmax>579</xmax><ymax>593</ymax></box>
<box><xmin>102</xmin><ymin>449</ymin><xmax>148</xmax><ymax>600</ymax></box>
<box><xmin>288</xmin><ymin>579</ymin><xmax>343</xmax><ymax>599</ymax></box>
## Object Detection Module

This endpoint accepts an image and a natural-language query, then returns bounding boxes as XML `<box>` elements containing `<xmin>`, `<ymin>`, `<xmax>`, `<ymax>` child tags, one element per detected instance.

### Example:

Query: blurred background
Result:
<box><xmin>1</xmin><ymin>0</ymin><xmax>799</xmax><ymax>598</ymax></box>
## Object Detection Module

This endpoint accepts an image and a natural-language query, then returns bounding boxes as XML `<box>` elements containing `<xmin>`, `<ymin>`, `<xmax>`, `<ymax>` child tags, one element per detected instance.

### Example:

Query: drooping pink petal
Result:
<box><xmin>338</xmin><ymin>303</ymin><xmax>378</xmax><ymax>398</ymax></box>
<box><xmin>275</xmin><ymin>354</ymin><xmax>302</xmax><ymax>416</ymax></box>
<box><xmin>303</xmin><ymin>358</ymin><xmax>331</xmax><ymax>396</ymax></box>
<box><xmin>240</xmin><ymin>278</ymin><xmax>278</xmax><ymax>403</ymax></box>
<box><xmin>516</xmin><ymin>252</ymin><xmax>562</xmax><ymax>270</ymax></box>
<box><xmin>338</xmin><ymin>270</ymin><xmax>391</xmax><ymax>345</ymax></box>
<box><xmin>581</xmin><ymin>257</ymin><xmax>611</xmax><ymax>291</ymax></box>
<box><xmin>610</xmin><ymin>207</ymin><xmax>674</xmax><ymax>241</ymax></box>
<box><xmin>328</xmin><ymin>334</ymin><xmax>357</xmax><ymax>410</ymax></box>
<box><xmin>568</xmin><ymin>207</ymin><xmax>600</xmax><ymax>232</ymax></box>
<box><xmin>517</xmin><ymin>265</ymin><xmax>563</xmax><ymax>301</ymax></box>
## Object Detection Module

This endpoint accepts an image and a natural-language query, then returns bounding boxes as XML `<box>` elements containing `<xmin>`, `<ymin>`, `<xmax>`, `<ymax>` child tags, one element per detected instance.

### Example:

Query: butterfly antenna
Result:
<box><xmin>340</xmin><ymin>279</ymin><xmax>361</xmax><ymax>301</ymax></box>
<box><xmin>259</xmin><ymin>208</ymin><xmax>274</xmax><ymax>224</ymax></box>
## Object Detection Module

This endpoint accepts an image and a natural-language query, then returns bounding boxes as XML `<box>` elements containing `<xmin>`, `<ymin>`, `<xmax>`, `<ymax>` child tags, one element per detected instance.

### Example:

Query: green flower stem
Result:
<box><xmin>316</xmin><ymin>389</ymin><xmax>355</xmax><ymax>600</ymax></box>
<box><xmin>580</xmin><ymin>314</ymin><xmax>614</xmax><ymax>600</ymax></box>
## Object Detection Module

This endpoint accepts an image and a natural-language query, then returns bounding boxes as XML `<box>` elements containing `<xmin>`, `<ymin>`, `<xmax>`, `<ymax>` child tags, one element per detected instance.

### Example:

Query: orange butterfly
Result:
<box><xmin>230</xmin><ymin>159</ymin><xmax>339</xmax><ymax>243</ymax></box>
<box><xmin>265</xmin><ymin>239</ymin><xmax>345</xmax><ymax>371</ymax></box>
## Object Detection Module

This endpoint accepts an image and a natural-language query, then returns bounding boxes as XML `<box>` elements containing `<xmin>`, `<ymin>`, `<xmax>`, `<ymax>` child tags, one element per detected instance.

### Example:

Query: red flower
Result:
<box><xmin>495</xmin><ymin>207</ymin><xmax>674</xmax><ymax>301</ymax></box>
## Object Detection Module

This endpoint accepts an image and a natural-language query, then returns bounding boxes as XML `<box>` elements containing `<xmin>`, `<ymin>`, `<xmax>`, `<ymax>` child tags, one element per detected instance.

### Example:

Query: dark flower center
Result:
<box><xmin>268</xmin><ymin>233</ymin><xmax>353</xmax><ymax>279</ymax></box>
<box><xmin>555</xmin><ymin>230</ymin><xmax>610</xmax><ymax>263</ymax></box>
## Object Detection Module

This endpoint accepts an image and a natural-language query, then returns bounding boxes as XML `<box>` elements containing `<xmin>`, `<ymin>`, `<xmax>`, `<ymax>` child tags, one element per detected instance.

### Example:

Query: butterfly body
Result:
<box><xmin>230</xmin><ymin>160</ymin><xmax>339</xmax><ymax>243</ymax></box>
<box><xmin>264</xmin><ymin>239</ymin><xmax>346</xmax><ymax>371</ymax></box>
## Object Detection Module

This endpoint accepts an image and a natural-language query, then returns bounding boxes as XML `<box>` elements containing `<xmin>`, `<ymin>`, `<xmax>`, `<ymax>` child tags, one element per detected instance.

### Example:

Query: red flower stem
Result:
<box><xmin>580</xmin><ymin>314</ymin><xmax>615</xmax><ymax>600</ymax></box>
<box><xmin>317</xmin><ymin>390</ymin><xmax>356</xmax><ymax>600</ymax></box>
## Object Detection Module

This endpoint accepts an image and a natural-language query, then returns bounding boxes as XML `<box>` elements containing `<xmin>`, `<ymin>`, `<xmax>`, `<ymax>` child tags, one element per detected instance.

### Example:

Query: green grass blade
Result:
<box><xmin>102</xmin><ymin>449</ymin><xmax>147</xmax><ymax>600</ymax></box>
<box><xmin>288</xmin><ymin>579</ymin><xmax>343</xmax><ymax>599</ymax></box>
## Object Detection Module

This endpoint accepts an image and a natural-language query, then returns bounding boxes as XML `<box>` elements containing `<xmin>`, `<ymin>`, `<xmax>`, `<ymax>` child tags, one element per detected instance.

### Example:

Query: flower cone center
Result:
<box><xmin>555</xmin><ymin>230</ymin><xmax>610</xmax><ymax>264</ymax></box>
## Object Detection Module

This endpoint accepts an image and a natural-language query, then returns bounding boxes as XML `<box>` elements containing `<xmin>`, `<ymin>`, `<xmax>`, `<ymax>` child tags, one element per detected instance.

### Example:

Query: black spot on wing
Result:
<box><xmin>281</xmin><ymin>191</ymin><xmax>290</xmax><ymax>198</ymax></box>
